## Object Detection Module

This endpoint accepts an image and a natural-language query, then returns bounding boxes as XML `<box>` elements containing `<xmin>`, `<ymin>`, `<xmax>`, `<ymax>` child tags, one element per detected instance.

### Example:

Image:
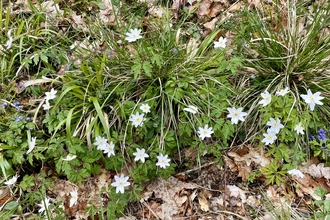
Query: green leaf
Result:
<box><xmin>142</xmin><ymin>61</ymin><xmax>152</xmax><ymax>77</ymax></box>
<box><xmin>90</xmin><ymin>97</ymin><xmax>111</xmax><ymax>140</ymax></box>
<box><xmin>96</xmin><ymin>2</ymin><xmax>106</xmax><ymax>9</ymax></box>
<box><xmin>151</xmin><ymin>54</ymin><xmax>162</xmax><ymax>67</ymax></box>
<box><xmin>33</xmin><ymin>54</ymin><xmax>40</xmax><ymax>65</ymax></box>
<box><xmin>324</xmin><ymin>200</ymin><xmax>330</xmax><ymax>211</ymax></box>
<box><xmin>4</xmin><ymin>201</ymin><xmax>18</xmax><ymax>210</ymax></box>
<box><xmin>40</xmin><ymin>54</ymin><xmax>48</xmax><ymax>63</ymax></box>
<box><xmin>315</xmin><ymin>187</ymin><xmax>327</xmax><ymax>198</ymax></box>
<box><xmin>131</xmin><ymin>62</ymin><xmax>142</xmax><ymax>79</ymax></box>
<box><xmin>0</xmin><ymin>144</ymin><xmax>13</xmax><ymax>150</ymax></box>
<box><xmin>19</xmin><ymin>175</ymin><xmax>35</xmax><ymax>191</ymax></box>
<box><xmin>66</xmin><ymin>107</ymin><xmax>76</xmax><ymax>145</ymax></box>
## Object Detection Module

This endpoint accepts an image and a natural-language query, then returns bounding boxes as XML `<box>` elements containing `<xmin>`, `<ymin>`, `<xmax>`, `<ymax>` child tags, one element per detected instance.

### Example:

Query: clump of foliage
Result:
<box><xmin>0</xmin><ymin>0</ymin><xmax>244</xmax><ymax>218</ymax></box>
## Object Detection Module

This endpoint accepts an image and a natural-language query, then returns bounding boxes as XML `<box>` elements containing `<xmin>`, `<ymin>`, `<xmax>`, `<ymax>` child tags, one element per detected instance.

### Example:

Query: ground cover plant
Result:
<box><xmin>0</xmin><ymin>0</ymin><xmax>330</xmax><ymax>219</ymax></box>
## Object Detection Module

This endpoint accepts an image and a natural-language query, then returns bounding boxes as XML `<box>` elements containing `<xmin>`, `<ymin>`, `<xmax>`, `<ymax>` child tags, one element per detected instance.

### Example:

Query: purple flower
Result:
<box><xmin>309</xmin><ymin>134</ymin><xmax>315</xmax><ymax>141</ymax></box>
<box><xmin>172</xmin><ymin>48</ymin><xmax>178</xmax><ymax>53</ymax></box>
<box><xmin>15</xmin><ymin>115</ymin><xmax>24</xmax><ymax>122</ymax></box>
<box><xmin>26</xmin><ymin>117</ymin><xmax>31</xmax><ymax>121</ymax></box>
<box><xmin>16</xmin><ymin>83</ymin><xmax>23</xmax><ymax>89</ymax></box>
<box><xmin>0</xmin><ymin>102</ymin><xmax>7</xmax><ymax>109</ymax></box>
<box><xmin>252</xmin><ymin>74</ymin><xmax>258</xmax><ymax>78</ymax></box>
<box><xmin>317</xmin><ymin>129</ymin><xmax>327</xmax><ymax>141</ymax></box>
<box><xmin>13</xmin><ymin>101</ymin><xmax>23</xmax><ymax>111</ymax></box>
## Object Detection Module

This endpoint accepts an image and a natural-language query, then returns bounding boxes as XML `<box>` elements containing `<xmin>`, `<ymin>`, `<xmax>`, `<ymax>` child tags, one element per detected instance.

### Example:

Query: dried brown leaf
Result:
<box><xmin>198</xmin><ymin>190</ymin><xmax>212</xmax><ymax>212</ymax></box>
<box><xmin>203</xmin><ymin>17</ymin><xmax>218</xmax><ymax>30</ymax></box>
<box><xmin>148</xmin><ymin>6</ymin><xmax>165</xmax><ymax>17</ymax></box>
<box><xmin>309</xmin><ymin>163</ymin><xmax>330</xmax><ymax>179</ymax></box>
<box><xmin>98</xmin><ymin>0</ymin><xmax>116</xmax><ymax>25</ymax></box>
<box><xmin>209</xmin><ymin>3</ymin><xmax>223</xmax><ymax>17</ymax></box>
<box><xmin>197</xmin><ymin>0</ymin><xmax>212</xmax><ymax>17</ymax></box>
<box><xmin>140</xmin><ymin>176</ymin><xmax>198</xmax><ymax>218</ymax></box>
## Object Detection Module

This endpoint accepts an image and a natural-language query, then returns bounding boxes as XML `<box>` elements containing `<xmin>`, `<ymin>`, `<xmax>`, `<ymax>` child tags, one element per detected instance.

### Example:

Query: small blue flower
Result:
<box><xmin>26</xmin><ymin>117</ymin><xmax>31</xmax><ymax>121</ymax></box>
<box><xmin>16</xmin><ymin>83</ymin><xmax>23</xmax><ymax>89</ymax></box>
<box><xmin>15</xmin><ymin>115</ymin><xmax>24</xmax><ymax>122</ymax></box>
<box><xmin>0</xmin><ymin>102</ymin><xmax>7</xmax><ymax>109</ymax></box>
<box><xmin>172</xmin><ymin>48</ymin><xmax>178</xmax><ymax>54</ymax></box>
<box><xmin>317</xmin><ymin>128</ymin><xmax>327</xmax><ymax>141</ymax></box>
<box><xmin>13</xmin><ymin>101</ymin><xmax>23</xmax><ymax>111</ymax></box>
<box><xmin>252</xmin><ymin>73</ymin><xmax>258</xmax><ymax>78</ymax></box>
<box><xmin>309</xmin><ymin>134</ymin><xmax>315</xmax><ymax>141</ymax></box>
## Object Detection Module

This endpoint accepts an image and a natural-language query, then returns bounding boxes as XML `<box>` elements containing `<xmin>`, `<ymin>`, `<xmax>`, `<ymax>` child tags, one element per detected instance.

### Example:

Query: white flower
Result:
<box><xmin>133</xmin><ymin>148</ymin><xmax>149</xmax><ymax>163</ymax></box>
<box><xmin>288</xmin><ymin>169</ymin><xmax>304</xmax><ymax>178</ymax></box>
<box><xmin>261</xmin><ymin>129</ymin><xmax>277</xmax><ymax>145</ymax></box>
<box><xmin>4</xmin><ymin>174</ymin><xmax>19</xmax><ymax>186</ymax></box>
<box><xmin>94</xmin><ymin>136</ymin><xmax>108</xmax><ymax>150</ymax></box>
<box><xmin>276</xmin><ymin>87</ymin><xmax>290</xmax><ymax>96</ymax></box>
<box><xmin>156</xmin><ymin>153</ymin><xmax>171</xmax><ymax>169</ymax></box>
<box><xmin>45</xmin><ymin>88</ymin><xmax>57</xmax><ymax>101</ymax></box>
<box><xmin>214</xmin><ymin>37</ymin><xmax>227</xmax><ymax>49</ymax></box>
<box><xmin>300</xmin><ymin>89</ymin><xmax>324</xmax><ymax>111</ymax></box>
<box><xmin>129</xmin><ymin>112</ymin><xmax>145</xmax><ymax>127</ymax></box>
<box><xmin>294</xmin><ymin>123</ymin><xmax>304</xmax><ymax>135</ymax></box>
<box><xmin>183</xmin><ymin>105</ymin><xmax>198</xmax><ymax>114</ymax></box>
<box><xmin>42</xmin><ymin>100</ymin><xmax>51</xmax><ymax>110</ymax></box>
<box><xmin>140</xmin><ymin>104</ymin><xmax>151</xmax><ymax>114</ymax></box>
<box><xmin>26</xmin><ymin>137</ymin><xmax>36</xmax><ymax>154</ymax></box>
<box><xmin>266</xmin><ymin>118</ymin><xmax>284</xmax><ymax>134</ymax></box>
<box><xmin>258</xmin><ymin>91</ymin><xmax>272</xmax><ymax>107</ymax></box>
<box><xmin>69</xmin><ymin>189</ymin><xmax>78</xmax><ymax>207</ymax></box>
<box><xmin>38</xmin><ymin>197</ymin><xmax>51</xmax><ymax>214</ymax></box>
<box><xmin>103</xmin><ymin>141</ymin><xmax>115</xmax><ymax>157</ymax></box>
<box><xmin>5</xmin><ymin>30</ymin><xmax>13</xmax><ymax>50</ymax></box>
<box><xmin>227</xmin><ymin>107</ymin><xmax>248</xmax><ymax>124</ymax></box>
<box><xmin>197</xmin><ymin>124</ymin><xmax>214</xmax><ymax>140</ymax></box>
<box><xmin>111</xmin><ymin>174</ymin><xmax>130</xmax><ymax>194</ymax></box>
<box><xmin>125</xmin><ymin>28</ymin><xmax>142</xmax><ymax>42</ymax></box>
<box><xmin>62</xmin><ymin>155</ymin><xmax>77</xmax><ymax>161</ymax></box>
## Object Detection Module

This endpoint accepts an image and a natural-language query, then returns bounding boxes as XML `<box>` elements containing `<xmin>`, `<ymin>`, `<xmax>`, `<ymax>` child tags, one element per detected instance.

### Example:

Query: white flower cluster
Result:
<box><xmin>43</xmin><ymin>88</ymin><xmax>57</xmax><ymax>110</ymax></box>
<box><xmin>94</xmin><ymin>136</ymin><xmax>116</xmax><ymax>157</ymax></box>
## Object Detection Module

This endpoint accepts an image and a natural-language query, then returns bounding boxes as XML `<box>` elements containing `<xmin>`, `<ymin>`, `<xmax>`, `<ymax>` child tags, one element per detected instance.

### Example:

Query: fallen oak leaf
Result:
<box><xmin>198</xmin><ymin>190</ymin><xmax>212</xmax><ymax>211</ymax></box>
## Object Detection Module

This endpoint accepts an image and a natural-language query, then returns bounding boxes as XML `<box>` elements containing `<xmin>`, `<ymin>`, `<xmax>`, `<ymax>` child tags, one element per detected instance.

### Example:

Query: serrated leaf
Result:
<box><xmin>151</xmin><ymin>54</ymin><xmax>162</xmax><ymax>67</ymax></box>
<box><xmin>40</xmin><ymin>54</ymin><xmax>48</xmax><ymax>63</ymax></box>
<box><xmin>33</xmin><ymin>55</ymin><xmax>39</xmax><ymax>65</ymax></box>
<box><xmin>131</xmin><ymin>62</ymin><xmax>142</xmax><ymax>79</ymax></box>
<box><xmin>142</xmin><ymin>61</ymin><xmax>152</xmax><ymax>77</ymax></box>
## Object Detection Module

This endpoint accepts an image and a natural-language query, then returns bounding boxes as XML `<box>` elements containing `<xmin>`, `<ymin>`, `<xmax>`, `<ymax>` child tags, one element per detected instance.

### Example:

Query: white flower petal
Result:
<box><xmin>156</xmin><ymin>153</ymin><xmax>170</xmax><ymax>169</ymax></box>
<box><xmin>125</xmin><ymin>28</ymin><xmax>143</xmax><ymax>42</ymax></box>
<box><xmin>111</xmin><ymin>174</ymin><xmax>130</xmax><ymax>194</ymax></box>
<box><xmin>183</xmin><ymin>105</ymin><xmax>198</xmax><ymax>114</ymax></box>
